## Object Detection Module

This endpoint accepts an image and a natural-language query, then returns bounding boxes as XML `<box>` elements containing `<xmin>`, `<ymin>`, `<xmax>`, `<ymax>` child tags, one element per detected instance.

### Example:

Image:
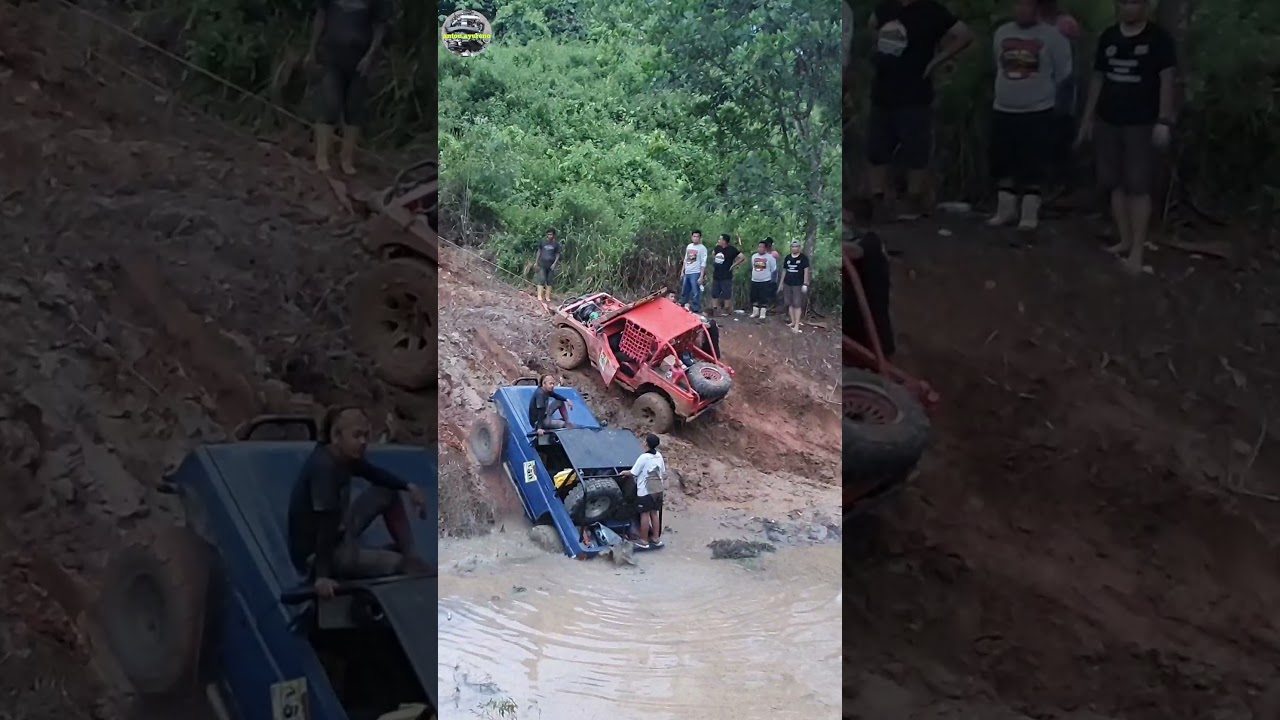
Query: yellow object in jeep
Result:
<box><xmin>554</xmin><ymin>469</ymin><xmax>578</xmax><ymax>490</ymax></box>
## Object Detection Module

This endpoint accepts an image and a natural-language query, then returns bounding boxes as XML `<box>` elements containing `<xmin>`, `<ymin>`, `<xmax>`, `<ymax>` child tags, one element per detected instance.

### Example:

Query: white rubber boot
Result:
<box><xmin>1017</xmin><ymin>193</ymin><xmax>1041</xmax><ymax>231</ymax></box>
<box><xmin>759</xmin><ymin>308</ymin><xmax>767</xmax><ymax>320</ymax></box>
<box><xmin>750</xmin><ymin>307</ymin><xmax>759</xmax><ymax>318</ymax></box>
<box><xmin>987</xmin><ymin>190</ymin><xmax>1017</xmax><ymax>226</ymax></box>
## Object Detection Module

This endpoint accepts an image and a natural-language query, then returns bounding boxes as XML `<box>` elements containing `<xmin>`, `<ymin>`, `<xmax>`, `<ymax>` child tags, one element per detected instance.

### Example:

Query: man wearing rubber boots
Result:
<box><xmin>620</xmin><ymin>433</ymin><xmax>666</xmax><ymax>549</ymax></box>
<box><xmin>528</xmin><ymin>374</ymin><xmax>575</xmax><ymax>433</ymax></box>
<box><xmin>307</xmin><ymin>0</ymin><xmax>391</xmax><ymax>175</ymax></box>
<box><xmin>287</xmin><ymin>406</ymin><xmax>431</xmax><ymax>600</ymax></box>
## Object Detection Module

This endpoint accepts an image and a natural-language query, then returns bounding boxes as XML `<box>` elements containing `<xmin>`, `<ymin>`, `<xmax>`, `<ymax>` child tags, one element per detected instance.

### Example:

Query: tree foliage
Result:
<box><xmin>126</xmin><ymin>0</ymin><xmax>436</xmax><ymax>148</ymax></box>
<box><xmin>440</xmin><ymin>0</ymin><xmax>844</xmax><ymax>311</ymax></box>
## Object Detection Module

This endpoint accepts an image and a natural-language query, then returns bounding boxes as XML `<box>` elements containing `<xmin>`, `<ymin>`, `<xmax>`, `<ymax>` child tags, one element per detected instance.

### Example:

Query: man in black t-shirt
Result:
<box><xmin>307</xmin><ymin>0</ymin><xmax>391</xmax><ymax>175</ymax></box>
<box><xmin>287</xmin><ymin>407</ymin><xmax>431</xmax><ymax>599</ymax></box>
<box><xmin>777</xmin><ymin>240</ymin><xmax>812</xmax><ymax>333</ymax></box>
<box><xmin>867</xmin><ymin>0</ymin><xmax>974</xmax><ymax>220</ymax></box>
<box><xmin>708</xmin><ymin>233</ymin><xmax>745</xmax><ymax>316</ymax></box>
<box><xmin>1077</xmin><ymin>0</ymin><xmax>1176</xmax><ymax>275</ymax></box>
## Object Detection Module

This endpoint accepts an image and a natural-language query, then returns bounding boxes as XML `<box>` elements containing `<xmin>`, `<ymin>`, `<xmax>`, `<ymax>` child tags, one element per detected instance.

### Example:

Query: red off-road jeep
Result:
<box><xmin>548</xmin><ymin>290</ymin><xmax>733</xmax><ymax>433</ymax></box>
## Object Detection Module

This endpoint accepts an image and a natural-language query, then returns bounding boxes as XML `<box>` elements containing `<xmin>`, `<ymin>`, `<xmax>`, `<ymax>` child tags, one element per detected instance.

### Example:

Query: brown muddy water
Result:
<box><xmin>437</xmin><ymin>511</ymin><xmax>842</xmax><ymax>720</ymax></box>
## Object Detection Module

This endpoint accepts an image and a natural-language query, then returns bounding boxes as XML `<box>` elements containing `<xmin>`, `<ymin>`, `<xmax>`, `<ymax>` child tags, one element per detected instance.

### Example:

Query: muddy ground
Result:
<box><xmin>0</xmin><ymin>3</ymin><xmax>432</xmax><ymax>715</ymax></box>
<box><xmin>846</xmin><ymin>213</ymin><xmax>1280</xmax><ymax>719</ymax></box>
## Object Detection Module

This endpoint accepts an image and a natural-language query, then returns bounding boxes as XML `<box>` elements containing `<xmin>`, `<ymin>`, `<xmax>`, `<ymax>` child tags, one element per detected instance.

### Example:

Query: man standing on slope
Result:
<box><xmin>532</xmin><ymin>228</ymin><xmax>561</xmax><ymax>305</ymax></box>
<box><xmin>867</xmin><ymin>0</ymin><xmax>974</xmax><ymax>220</ymax></box>
<box><xmin>778</xmin><ymin>240</ymin><xmax>812</xmax><ymax>333</ymax></box>
<box><xmin>986</xmin><ymin>0</ymin><xmax>1073</xmax><ymax>232</ymax></box>
<box><xmin>708</xmin><ymin>233</ymin><xmax>745</xmax><ymax>317</ymax></box>
<box><xmin>748</xmin><ymin>241</ymin><xmax>777</xmax><ymax>320</ymax></box>
<box><xmin>678</xmin><ymin>229</ymin><xmax>708</xmax><ymax>313</ymax></box>
<box><xmin>308</xmin><ymin>0</ymin><xmax>391</xmax><ymax>175</ymax></box>
<box><xmin>1076</xmin><ymin>0</ymin><xmax>1176</xmax><ymax>274</ymax></box>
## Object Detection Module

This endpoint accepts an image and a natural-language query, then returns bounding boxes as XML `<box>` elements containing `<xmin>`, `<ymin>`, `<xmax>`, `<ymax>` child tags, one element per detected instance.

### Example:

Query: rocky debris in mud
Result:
<box><xmin>708</xmin><ymin>539</ymin><xmax>775</xmax><ymax>559</ymax></box>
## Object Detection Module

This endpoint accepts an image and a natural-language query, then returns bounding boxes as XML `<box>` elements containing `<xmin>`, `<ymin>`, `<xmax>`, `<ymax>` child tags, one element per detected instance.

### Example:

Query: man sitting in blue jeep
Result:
<box><xmin>287</xmin><ymin>406</ymin><xmax>431</xmax><ymax>599</ymax></box>
<box><xmin>528</xmin><ymin>374</ymin><xmax>576</xmax><ymax>434</ymax></box>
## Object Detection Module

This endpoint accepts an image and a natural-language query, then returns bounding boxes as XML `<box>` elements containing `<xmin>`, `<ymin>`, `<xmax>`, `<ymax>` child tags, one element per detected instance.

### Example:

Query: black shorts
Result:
<box><xmin>988</xmin><ymin>109</ymin><xmax>1054</xmax><ymax>191</ymax></box>
<box><xmin>711</xmin><ymin>278</ymin><xmax>734</xmax><ymax>299</ymax></box>
<box><xmin>866</xmin><ymin>104</ymin><xmax>932</xmax><ymax>170</ymax></box>
<box><xmin>637</xmin><ymin>492</ymin><xmax>663</xmax><ymax>513</ymax></box>
<box><xmin>749</xmin><ymin>281</ymin><xmax>773</xmax><ymax>307</ymax></box>
<box><xmin>317</xmin><ymin>46</ymin><xmax>369</xmax><ymax>126</ymax></box>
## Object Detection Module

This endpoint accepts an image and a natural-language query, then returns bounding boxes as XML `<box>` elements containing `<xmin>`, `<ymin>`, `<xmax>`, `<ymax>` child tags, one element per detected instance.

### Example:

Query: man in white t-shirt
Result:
<box><xmin>678</xmin><ymin>229</ymin><xmax>708</xmax><ymax>313</ymax></box>
<box><xmin>620</xmin><ymin>433</ymin><xmax>666</xmax><ymax>549</ymax></box>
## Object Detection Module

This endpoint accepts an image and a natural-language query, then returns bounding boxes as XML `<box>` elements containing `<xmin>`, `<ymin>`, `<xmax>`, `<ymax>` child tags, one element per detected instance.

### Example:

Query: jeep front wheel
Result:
<box><xmin>633</xmin><ymin>392</ymin><xmax>674</xmax><ymax>434</ymax></box>
<box><xmin>550</xmin><ymin>327</ymin><xmax>588</xmax><ymax>370</ymax></box>
<box><xmin>469</xmin><ymin>411</ymin><xmax>505</xmax><ymax>467</ymax></box>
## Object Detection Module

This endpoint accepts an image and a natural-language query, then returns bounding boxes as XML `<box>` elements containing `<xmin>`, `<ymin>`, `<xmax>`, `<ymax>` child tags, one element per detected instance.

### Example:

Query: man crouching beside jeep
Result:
<box><xmin>288</xmin><ymin>406</ymin><xmax>432</xmax><ymax>599</ymax></box>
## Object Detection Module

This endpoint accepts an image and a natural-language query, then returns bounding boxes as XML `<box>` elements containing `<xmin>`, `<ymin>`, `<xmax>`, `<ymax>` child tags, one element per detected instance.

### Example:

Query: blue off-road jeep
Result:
<box><xmin>467</xmin><ymin>377</ymin><xmax>653</xmax><ymax>558</ymax></box>
<box><xmin>96</xmin><ymin>415</ymin><xmax>437</xmax><ymax>720</ymax></box>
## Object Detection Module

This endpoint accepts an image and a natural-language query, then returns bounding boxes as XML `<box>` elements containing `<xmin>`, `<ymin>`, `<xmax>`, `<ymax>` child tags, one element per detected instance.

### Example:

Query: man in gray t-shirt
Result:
<box><xmin>307</xmin><ymin>0</ymin><xmax>391</xmax><ymax>176</ymax></box>
<box><xmin>986</xmin><ymin>0</ymin><xmax>1072</xmax><ymax>233</ymax></box>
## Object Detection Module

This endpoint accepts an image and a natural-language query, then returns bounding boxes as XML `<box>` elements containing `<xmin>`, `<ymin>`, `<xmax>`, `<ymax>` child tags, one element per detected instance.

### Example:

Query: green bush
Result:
<box><xmin>440</xmin><ymin>2</ymin><xmax>843</xmax><ymax>312</ymax></box>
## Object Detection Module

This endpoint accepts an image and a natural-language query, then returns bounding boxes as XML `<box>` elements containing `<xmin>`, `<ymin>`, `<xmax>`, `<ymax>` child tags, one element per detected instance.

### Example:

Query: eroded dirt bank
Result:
<box><xmin>845</xmin><ymin>216</ymin><xmax>1280</xmax><ymax>719</ymax></box>
<box><xmin>434</xmin><ymin>246</ymin><xmax>843</xmax><ymax>718</ymax></box>
<box><xmin>1</xmin><ymin>3</ymin><xmax>431</xmax><ymax>715</ymax></box>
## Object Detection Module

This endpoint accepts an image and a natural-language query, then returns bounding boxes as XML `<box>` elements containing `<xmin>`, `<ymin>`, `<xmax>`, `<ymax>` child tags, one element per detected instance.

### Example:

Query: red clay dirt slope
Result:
<box><xmin>1</xmin><ymin>3</ymin><xmax>431</xmax><ymax>716</ymax></box>
<box><xmin>845</xmin><ymin>215</ymin><xmax>1280</xmax><ymax>719</ymax></box>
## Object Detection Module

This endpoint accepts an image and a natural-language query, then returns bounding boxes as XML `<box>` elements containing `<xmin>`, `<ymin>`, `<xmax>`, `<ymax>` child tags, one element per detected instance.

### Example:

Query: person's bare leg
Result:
<box><xmin>648</xmin><ymin>511</ymin><xmax>661</xmax><ymax>543</ymax></box>
<box><xmin>1125</xmin><ymin>193</ymin><xmax>1152</xmax><ymax>273</ymax></box>
<box><xmin>636</xmin><ymin>513</ymin><xmax>650</xmax><ymax>545</ymax></box>
<box><xmin>315</xmin><ymin>123</ymin><xmax>335</xmax><ymax>173</ymax></box>
<box><xmin>867</xmin><ymin>165</ymin><xmax>889</xmax><ymax>197</ymax></box>
<box><xmin>1106</xmin><ymin>188</ymin><xmax>1133</xmax><ymax>254</ymax></box>
<box><xmin>901</xmin><ymin>169</ymin><xmax>930</xmax><ymax>218</ymax></box>
<box><xmin>339</xmin><ymin>125</ymin><xmax>359</xmax><ymax>176</ymax></box>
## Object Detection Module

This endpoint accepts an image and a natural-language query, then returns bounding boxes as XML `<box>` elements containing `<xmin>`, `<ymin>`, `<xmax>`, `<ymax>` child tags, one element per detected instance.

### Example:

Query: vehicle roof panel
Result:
<box><xmin>555</xmin><ymin>427</ymin><xmax>646</xmax><ymax>470</ymax></box>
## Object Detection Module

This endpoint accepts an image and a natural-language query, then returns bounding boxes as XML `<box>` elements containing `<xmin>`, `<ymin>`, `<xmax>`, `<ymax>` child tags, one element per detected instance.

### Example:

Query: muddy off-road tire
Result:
<box><xmin>686</xmin><ymin>361</ymin><xmax>732</xmax><ymax>402</ymax></box>
<box><xmin>564</xmin><ymin>476</ymin><xmax>624</xmax><ymax>524</ymax></box>
<box><xmin>842</xmin><ymin>368</ymin><xmax>931</xmax><ymax>503</ymax></box>
<box><xmin>98</xmin><ymin>527</ymin><xmax>213</xmax><ymax>697</ymax></box>
<box><xmin>469</xmin><ymin>411</ymin><xmax>505</xmax><ymax>467</ymax></box>
<box><xmin>528</xmin><ymin>524</ymin><xmax>563</xmax><ymax>554</ymax></box>
<box><xmin>633</xmin><ymin>392</ymin><xmax>674</xmax><ymax>434</ymax></box>
<box><xmin>550</xmin><ymin>327</ymin><xmax>587</xmax><ymax>370</ymax></box>
<box><xmin>351</xmin><ymin>258</ymin><xmax>438</xmax><ymax>390</ymax></box>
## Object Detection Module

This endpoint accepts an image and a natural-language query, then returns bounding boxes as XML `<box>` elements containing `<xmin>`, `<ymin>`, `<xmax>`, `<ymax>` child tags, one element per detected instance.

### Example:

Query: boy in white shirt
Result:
<box><xmin>621</xmin><ymin>433</ymin><xmax>667</xmax><ymax>549</ymax></box>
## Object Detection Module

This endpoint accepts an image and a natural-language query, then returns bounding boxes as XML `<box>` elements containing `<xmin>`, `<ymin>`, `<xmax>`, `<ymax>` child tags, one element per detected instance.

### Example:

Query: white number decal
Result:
<box><xmin>523</xmin><ymin>460</ymin><xmax>537</xmax><ymax>483</ymax></box>
<box><xmin>271</xmin><ymin>678</ymin><xmax>308</xmax><ymax>720</ymax></box>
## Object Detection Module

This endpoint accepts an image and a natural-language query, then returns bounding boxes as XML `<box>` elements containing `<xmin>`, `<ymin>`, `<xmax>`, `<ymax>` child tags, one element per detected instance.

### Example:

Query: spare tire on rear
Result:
<box><xmin>843</xmin><ymin>368</ymin><xmax>931</xmax><ymax>508</ymax></box>
<box><xmin>469</xmin><ymin>410</ymin><xmax>506</xmax><ymax>467</ymax></box>
<box><xmin>98</xmin><ymin>526</ymin><xmax>213</xmax><ymax>697</ymax></box>
<box><xmin>686</xmin><ymin>361</ymin><xmax>732</xmax><ymax>401</ymax></box>
<box><xmin>564</xmin><ymin>476</ymin><xmax>624</xmax><ymax>524</ymax></box>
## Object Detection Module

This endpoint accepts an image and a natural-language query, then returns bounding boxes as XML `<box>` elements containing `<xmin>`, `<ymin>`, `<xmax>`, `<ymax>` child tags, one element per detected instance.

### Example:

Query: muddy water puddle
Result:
<box><xmin>438</xmin><ymin>515</ymin><xmax>841</xmax><ymax>719</ymax></box>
